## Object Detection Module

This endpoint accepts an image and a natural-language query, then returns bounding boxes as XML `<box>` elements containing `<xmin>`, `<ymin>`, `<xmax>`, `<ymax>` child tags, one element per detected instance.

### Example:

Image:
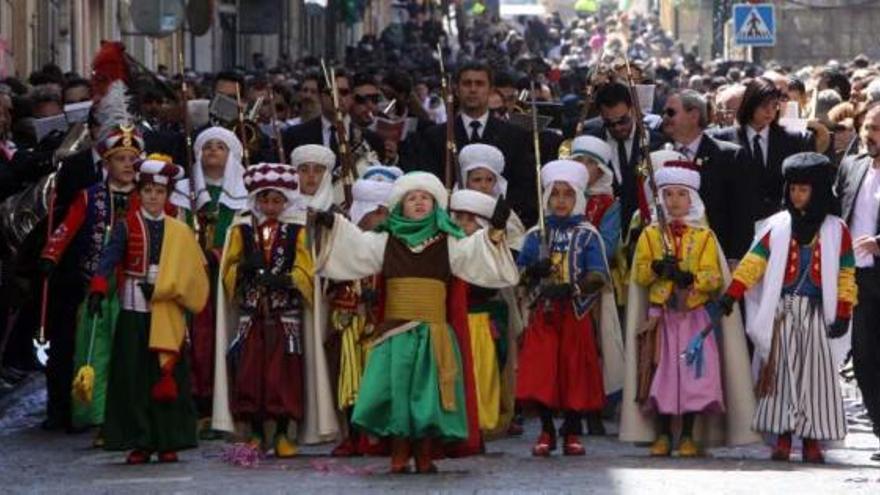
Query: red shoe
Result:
<box><xmin>158</xmin><ymin>451</ymin><xmax>178</xmax><ymax>463</ymax></box>
<box><xmin>125</xmin><ymin>450</ymin><xmax>151</xmax><ymax>465</ymax></box>
<box><xmin>331</xmin><ymin>437</ymin><xmax>361</xmax><ymax>457</ymax></box>
<box><xmin>531</xmin><ymin>431</ymin><xmax>557</xmax><ymax>457</ymax></box>
<box><xmin>563</xmin><ymin>435</ymin><xmax>586</xmax><ymax>456</ymax></box>
<box><xmin>415</xmin><ymin>438</ymin><xmax>438</xmax><ymax>474</ymax></box>
<box><xmin>390</xmin><ymin>438</ymin><xmax>412</xmax><ymax>474</ymax></box>
<box><xmin>771</xmin><ymin>433</ymin><xmax>792</xmax><ymax>461</ymax></box>
<box><xmin>802</xmin><ymin>439</ymin><xmax>825</xmax><ymax>464</ymax></box>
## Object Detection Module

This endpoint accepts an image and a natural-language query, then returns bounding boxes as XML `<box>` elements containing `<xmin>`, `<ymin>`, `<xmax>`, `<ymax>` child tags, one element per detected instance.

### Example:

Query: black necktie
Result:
<box><xmin>617</xmin><ymin>139</ymin><xmax>628</xmax><ymax>170</ymax></box>
<box><xmin>328</xmin><ymin>125</ymin><xmax>338</xmax><ymax>153</ymax></box>
<box><xmin>469</xmin><ymin>121</ymin><xmax>482</xmax><ymax>143</ymax></box>
<box><xmin>753</xmin><ymin>134</ymin><xmax>765</xmax><ymax>168</ymax></box>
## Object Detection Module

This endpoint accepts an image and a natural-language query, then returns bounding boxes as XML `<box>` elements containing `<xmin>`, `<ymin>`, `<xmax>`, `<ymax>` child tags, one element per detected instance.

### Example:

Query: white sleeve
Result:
<box><xmin>316</xmin><ymin>213</ymin><xmax>387</xmax><ymax>281</ymax></box>
<box><xmin>448</xmin><ymin>229</ymin><xmax>520</xmax><ymax>288</ymax></box>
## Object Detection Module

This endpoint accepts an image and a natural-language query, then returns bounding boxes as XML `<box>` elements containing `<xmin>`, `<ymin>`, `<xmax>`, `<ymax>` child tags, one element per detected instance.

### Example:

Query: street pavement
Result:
<box><xmin>1</xmin><ymin>375</ymin><xmax>879</xmax><ymax>494</ymax></box>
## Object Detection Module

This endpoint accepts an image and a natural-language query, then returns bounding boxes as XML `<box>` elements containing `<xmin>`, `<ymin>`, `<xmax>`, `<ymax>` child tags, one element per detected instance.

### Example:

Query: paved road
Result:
<box><xmin>1</xmin><ymin>375</ymin><xmax>879</xmax><ymax>494</ymax></box>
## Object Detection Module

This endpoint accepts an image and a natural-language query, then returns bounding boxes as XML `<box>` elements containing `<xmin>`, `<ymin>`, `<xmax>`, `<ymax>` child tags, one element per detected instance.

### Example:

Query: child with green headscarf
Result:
<box><xmin>313</xmin><ymin>171</ymin><xmax>519</xmax><ymax>473</ymax></box>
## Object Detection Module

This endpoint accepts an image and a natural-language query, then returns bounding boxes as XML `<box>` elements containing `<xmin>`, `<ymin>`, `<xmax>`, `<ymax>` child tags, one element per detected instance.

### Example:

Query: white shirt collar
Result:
<box><xmin>746</xmin><ymin>125</ymin><xmax>770</xmax><ymax>143</ymax></box>
<box><xmin>140</xmin><ymin>207</ymin><xmax>165</xmax><ymax>221</ymax></box>
<box><xmin>461</xmin><ymin>112</ymin><xmax>489</xmax><ymax>136</ymax></box>
<box><xmin>676</xmin><ymin>134</ymin><xmax>703</xmax><ymax>158</ymax></box>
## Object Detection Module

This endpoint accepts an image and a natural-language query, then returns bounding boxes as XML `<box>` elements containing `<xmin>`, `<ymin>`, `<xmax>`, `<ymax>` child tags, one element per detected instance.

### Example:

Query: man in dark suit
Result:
<box><xmin>416</xmin><ymin>61</ymin><xmax>537</xmax><ymax>226</ymax></box>
<box><xmin>282</xmin><ymin>69</ymin><xmax>384</xmax><ymax>172</ymax></box>
<box><xmin>712</xmin><ymin>77</ymin><xmax>813</xmax><ymax>221</ymax></box>
<box><xmin>661</xmin><ymin>90</ymin><xmax>754</xmax><ymax>259</ymax></box>
<box><xmin>835</xmin><ymin>104</ymin><xmax>880</xmax><ymax>462</ymax></box>
<box><xmin>581</xmin><ymin>81</ymin><xmax>666</xmax><ymax>231</ymax></box>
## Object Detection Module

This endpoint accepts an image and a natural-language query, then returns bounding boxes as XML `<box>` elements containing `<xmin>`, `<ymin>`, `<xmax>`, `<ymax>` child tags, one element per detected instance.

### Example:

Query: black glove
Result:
<box><xmin>256</xmin><ymin>272</ymin><xmax>292</xmax><ymax>290</ymax></box>
<box><xmin>651</xmin><ymin>255</ymin><xmax>678</xmax><ymax>279</ymax></box>
<box><xmin>360</xmin><ymin>287</ymin><xmax>378</xmax><ymax>305</ymax></box>
<box><xmin>139</xmin><ymin>283</ymin><xmax>155</xmax><ymax>301</ymax></box>
<box><xmin>718</xmin><ymin>294</ymin><xmax>737</xmax><ymax>317</ymax></box>
<box><xmin>239</xmin><ymin>252</ymin><xmax>265</xmax><ymax>276</ymax></box>
<box><xmin>312</xmin><ymin>210</ymin><xmax>336</xmax><ymax>229</ymax></box>
<box><xmin>542</xmin><ymin>283</ymin><xmax>574</xmax><ymax>300</ymax></box>
<box><xmin>576</xmin><ymin>272</ymin><xmax>606</xmax><ymax>295</ymax></box>
<box><xmin>525</xmin><ymin>258</ymin><xmax>553</xmax><ymax>279</ymax></box>
<box><xmin>673</xmin><ymin>270</ymin><xmax>695</xmax><ymax>289</ymax></box>
<box><xmin>38</xmin><ymin>259</ymin><xmax>55</xmax><ymax>278</ymax></box>
<box><xmin>827</xmin><ymin>318</ymin><xmax>850</xmax><ymax>339</ymax></box>
<box><xmin>490</xmin><ymin>196</ymin><xmax>511</xmax><ymax>230</ymax></box>
<box><xmin>87</xmin><ymin>293</ymin><xmax>104</xmax><ymax>316</ymax></box>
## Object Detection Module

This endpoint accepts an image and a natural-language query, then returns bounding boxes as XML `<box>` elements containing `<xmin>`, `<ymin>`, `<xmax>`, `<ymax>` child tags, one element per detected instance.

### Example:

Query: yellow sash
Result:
<box><xmin>385</xmin><ymin>277</ymin><xmax>457</xmax><ymax>411</ymax></box>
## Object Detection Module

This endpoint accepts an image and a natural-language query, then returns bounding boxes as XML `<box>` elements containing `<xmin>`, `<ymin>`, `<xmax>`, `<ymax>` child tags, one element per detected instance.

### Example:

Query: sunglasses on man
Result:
<box><xmin>354</xmin><ymin>93</ymin><xmax>382</xmax><ymax>105</ymax></box>
<box><xmin>603</xmin><ymin>114</ymin><xmax>632</xmax><ymax>128</ymax></box>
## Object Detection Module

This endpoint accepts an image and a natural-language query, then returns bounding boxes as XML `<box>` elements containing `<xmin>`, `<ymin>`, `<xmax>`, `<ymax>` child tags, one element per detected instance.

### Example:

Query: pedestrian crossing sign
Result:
<box><xmin>733</xmin><ymin>3</ymin><xmax>776</xmax><ymax>47</ymax></box>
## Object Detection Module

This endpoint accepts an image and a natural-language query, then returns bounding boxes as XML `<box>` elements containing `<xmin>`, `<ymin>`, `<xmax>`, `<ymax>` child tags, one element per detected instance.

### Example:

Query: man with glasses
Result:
<box><xmin>836</xmin><ymin>105</ymin><xmax>880</xmax><ymax>463</ymax></box>
<box><xmin>282</xmin><ymin>68</ymin><xmax>383</xmax><ymax>169</ymax></box>
<box><xmin>581</xmin><ymin>81</ymin><xmax>666</xmax><ymax>233</ymax></box>
<box><xmin>661</xmin><ymin>89</ymin><xmax>754</xmax><ymax>259</ymax></box>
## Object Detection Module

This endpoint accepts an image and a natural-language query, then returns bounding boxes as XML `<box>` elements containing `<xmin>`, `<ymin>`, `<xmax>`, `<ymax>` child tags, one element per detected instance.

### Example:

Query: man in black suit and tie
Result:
<box><xmin>712</xmin><ymin>77</ymin><xmax>813</xmax><ymax>221</ymax></box>
<box><xmin>282</xmin><ymin>69</ymin><xmax>384</xmax><ymax>172</ymax></box>
<box><xmin>661</xmin><ymin>89</ymin><xmax>754</xmax><ymax>259</ymax></box>
<box><xmin>581</xmin><ymin>81</ymin><xmax>666</xmax><ymax>231</ymax></box>
<box><xmin>417</xmin><ymin>61</ymin><xmax>537</xmax><ymax>226</ymax></box>
<box><xmin>835</xmin><ymin>104</ymin><xmax>880</xmax><ymax>462</ymax></box>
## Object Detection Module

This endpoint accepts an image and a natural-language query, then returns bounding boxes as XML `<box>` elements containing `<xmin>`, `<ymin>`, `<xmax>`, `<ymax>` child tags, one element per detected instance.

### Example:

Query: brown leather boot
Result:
<box><xmin>390</xmin><ymin>437</ymin><xmax>411</xmax><ymax>474</ymax></box>
<box><xmin>415</xmin><ymin>438</ymin><xmax>438</xmax><ymax>474</ymax></box>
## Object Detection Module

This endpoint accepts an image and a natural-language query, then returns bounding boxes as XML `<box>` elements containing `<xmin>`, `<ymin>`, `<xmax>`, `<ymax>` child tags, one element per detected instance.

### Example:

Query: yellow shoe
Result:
<box><xmin>649</xmin><ymin>435</ymin><xmax>671</xmax><ymax>456</ymax></box>
<box><xmin>274</xmin><ymin>435</ymin><xmax>298</xmax><ymax>458</ymax></box>
<box><xmin>678</xmin><ymin>436</ymin><xmax>700</xmax><ymax>458</ymax></box>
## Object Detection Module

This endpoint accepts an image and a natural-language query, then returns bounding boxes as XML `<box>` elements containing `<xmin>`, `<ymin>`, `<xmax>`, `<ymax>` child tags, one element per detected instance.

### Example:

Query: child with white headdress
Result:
<box><xmin>312</xmin><ymin>171</ymin><xmax>518</xmax><ymax>473</ymax></box>
<box><xmin>457</xmin><ymin>143</ymin><xmax>526</xmax><ymax>250</ymax></box>
<box><xmin>449</xmin><ymin>189</ymin><xmax>526</xmax><ymax>445</ymax></box>
<box><xmin>213</xmin><ymin>163</ymin><xmax>314</xmax><ymax>458</ymax></box>
<box><xmin>569</xmin><ymin>135</ymin><xmax>621</xmax><ymax>259</ymax></box>
<box><xmin>623</xmin><ymin>160</ymin><xmax>757</xmax><ymax>458</ymax></box>
<box><xmin>327</xmin><ymin>164</ymin><xmax>401</xmax><ymax>457</ymax></box>
<box><xmin>515</xmin><ymin>160</ymin><xmax>614</xmax><ymax>457</ymax></box>
<box><xmin>290</xmin><ymin>144</ymin><xmax>338</xmax><ymax>223</ymax></box>
<box><xmin>86</xmin><ymin>155</ymin><xmax>209</xmax><ymax>464</ymax></box>
<box><xmin>170</xmin><ymin>126</ymin><xmax>246</xmax><ymax>438</ymax></box>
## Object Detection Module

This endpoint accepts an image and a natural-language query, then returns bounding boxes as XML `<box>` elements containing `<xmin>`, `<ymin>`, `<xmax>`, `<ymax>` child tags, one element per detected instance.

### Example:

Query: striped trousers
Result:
<box><xmin>752</xmin><ymin>295</ymin><xmax>846</xmax><ymax>441</ymax></box>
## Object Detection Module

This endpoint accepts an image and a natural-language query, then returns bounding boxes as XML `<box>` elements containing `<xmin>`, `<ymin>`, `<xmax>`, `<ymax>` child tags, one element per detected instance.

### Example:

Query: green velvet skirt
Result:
<box><xmin>103</xmin><ymin>310</ymin><xmax>197</xmax><ymax>452</ymax></box>
<box><xmin>71</xmin><ymin>282</ymin><xmax>119</xmax><ymax>428</ymax></box>
<box><xmin>351</xmin><ymin>322</ymin><xmax>467</xmax><ymax>441</ymax></box>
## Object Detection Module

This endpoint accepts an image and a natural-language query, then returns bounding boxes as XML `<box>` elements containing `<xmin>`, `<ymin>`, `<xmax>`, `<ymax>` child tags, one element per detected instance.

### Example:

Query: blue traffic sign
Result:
<box><xmin>733</xmin><ymin>3</ymin><xmax>776</xmax><ymax>47</ymax></box>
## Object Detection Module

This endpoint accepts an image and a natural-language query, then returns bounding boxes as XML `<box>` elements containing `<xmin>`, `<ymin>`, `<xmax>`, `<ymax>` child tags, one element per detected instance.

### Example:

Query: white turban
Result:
<box><xmin>457</xmin><ymin>143</ymin><xmax>507</xmax><ymax>197</ymax></box>
<box><xmin>170</xmin><ymin>126</ymin><xmax>247</xmax><ymax>212</ymax></box>
<box><xmin>654</xmin><ymin>162</ymin><xmax>705</xmax><ymax>226</ymax></box>
<box><xmin>290</xmin><ymin>144</ymin><xmax>336</xmax><ymax>223</ymax></box>
<box><xmin>570</xmin><ymin>135</ymin><xmax>614</xmax><ymax>196</ymax></box>
<box><xmin>349</xmin><ymin>164</ymin><xmax>403</xmax><ymax>226</ymax></box>
<box><xmin>450</xmin><ymin>189</ymin><xmax>497</xmax><ymax>229</ymax></box>
<box><xmin>387</xmin><ymin>172</ymin><xmax>449</xmax><ymax>211</ymax></box>
<box><xmin>541</xmin><ymin>159</ymin><xmax>589</xmax><ymax>216</ymax></box>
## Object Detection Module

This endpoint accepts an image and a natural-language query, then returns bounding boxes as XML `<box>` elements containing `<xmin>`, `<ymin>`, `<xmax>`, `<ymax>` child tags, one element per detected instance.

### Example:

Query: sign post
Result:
<box><xmin>732</xmin><ymin>3</ymin><xmax>776</xmax><ymax>48</ymax></box>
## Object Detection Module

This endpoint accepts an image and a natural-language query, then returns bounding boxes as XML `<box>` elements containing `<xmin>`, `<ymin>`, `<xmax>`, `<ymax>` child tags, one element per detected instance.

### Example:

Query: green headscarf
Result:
<box><xmin>378</xmin><ymin>204</ymin><xmax>464</xmax><ymax>249</ymax></box>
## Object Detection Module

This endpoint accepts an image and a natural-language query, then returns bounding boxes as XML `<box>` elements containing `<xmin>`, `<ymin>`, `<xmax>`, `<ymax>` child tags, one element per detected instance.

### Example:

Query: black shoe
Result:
<box><xmin>586</xmin><ymin>414</ymin><xmax>606</xmax><ymax>436</ymax></box>
<box><xmin>40</xmin><ymin>417</ymin><xmax>64</xmax><ymax>431</ymax></box>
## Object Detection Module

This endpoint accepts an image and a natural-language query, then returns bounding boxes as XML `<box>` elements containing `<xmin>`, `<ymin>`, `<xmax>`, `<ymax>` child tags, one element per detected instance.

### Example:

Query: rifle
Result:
<box><xmin>528</xmin><ymin>79</ymin><xmax>546</xmax><ymax>249</ymax></box>
<box><xmin>437</xmin><ymin>44</ymin><xmax>458</xmax><ymax>190</ymax></box>
<box><xmin>622</xmin><ymin>54</ymin><xmax>670</xmax><ymax>255</ymax></box>
<box><xmin>320</xmin><ymin>60</ymin><xmax>354</xmax><ymax>208</ymax></box>
<box><xmin>177</xmin><ymin>38</ymin><xmax>200</xmax><ymax>241</ymax></box>
<box><xmin>267</xmin><ymin>86</ymin><xmax>287</xmax><ymax>163</ymax></box>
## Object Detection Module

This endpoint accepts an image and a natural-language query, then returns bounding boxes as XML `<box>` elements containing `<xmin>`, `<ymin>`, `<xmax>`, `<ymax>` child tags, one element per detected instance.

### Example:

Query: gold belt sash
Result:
<box><xmin>385</xmin><ymin>277</ymin><xmax>457</xmax><ymax>411</ymax></box>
